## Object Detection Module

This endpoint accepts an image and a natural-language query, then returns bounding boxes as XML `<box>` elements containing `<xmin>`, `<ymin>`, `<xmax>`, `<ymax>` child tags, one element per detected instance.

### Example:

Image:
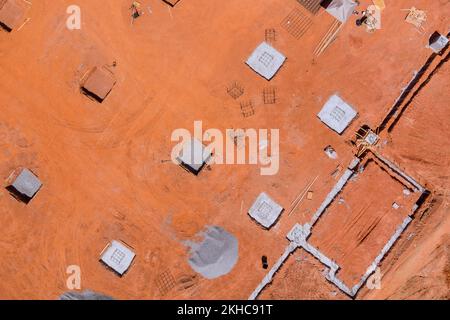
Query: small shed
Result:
<box><xmin>177</xmin><ymin>138</ymin><xmax>212</xmax><ymax>175</ymax></box>
<box><xmin>324</xmin><ymin>0</ymin><xmax>358</xmax><ymax>23</ymax></box>
<box><xmin>80</xmin><ymin>67</ymin><xmax>116</xmax><ymax>103</ymax></box>
<box><xmin>429</xmin><ymin>32</ymin><xmax>449</xmax><ymax>54</ymax></box>
<box><xmin>6</xmin><ymin>168</ymin><xmax>42</xmax><ymax>203</ymax></box>
<box><xmin>248</xmin><ymin>192</ymin><xmax>284</xmax><ymax>229</ymax></box>
<box><xmin>318</xmin><ymin>94</ymin><xmax>358</xmax><ymax>134</ymax></box>
<box><xmin>246</xmin><ymin>42</ymin><xmax>286</xmax><ymax>80</ymax></box>
<box><xmin>100</xmin><ymin>240</ymin><xmax>136</xmax><ymax>276</ymax></box>
<box><xmin>0</xmin><ymin>0</ymin><xmax>25</xmax><ymax>32</ymax></box>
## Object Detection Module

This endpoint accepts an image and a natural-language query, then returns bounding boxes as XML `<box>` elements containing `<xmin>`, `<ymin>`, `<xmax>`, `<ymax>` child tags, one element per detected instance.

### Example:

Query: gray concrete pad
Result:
<box><xmin>318</xmin><ymin>94</ymin><xmax>358</xmax><ymax>134</ymax></box>
<box><xmin>246</xmin><ymin>42</ymin><xmax>286</xmax><ymax>80</ymax></box>
<box><xmin>429</xmin><ymin>32</ymin><xmax>449</xmax><ymax>54</ymax></box>
<box><xmin>9</xmin><ymin>168</ymin><xmax>42</xmax><ymax>200</ymax></box>
<box><xmin>248</xmin><ymin>192</ymin><xmax>284</xmax><ymax>229</ymax></box>
<box><xmin>176</xmin><ymin>138</ymin><xmax>212</xmax><ymax>175</ymax></box>
<box><xmin>100</xmin><ymin>240</ymin><xmax>136</xmax><ymax>276</ymax></box>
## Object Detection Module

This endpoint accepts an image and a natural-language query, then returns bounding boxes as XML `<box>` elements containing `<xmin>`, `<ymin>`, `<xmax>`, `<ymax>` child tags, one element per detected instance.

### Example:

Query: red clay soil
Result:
<box><xmin>0</xmin><ymin>0</ymin><xmax>26</xmax><ymax>31</ymax></box>
<box><xmin>309</xmin><ymin>160</ymin><xmax>419</xmax><ymax>287</ymax></box>
<box><xmin>382</xmin><ymin>60</ymin><xmax>450</xmax><ymax>194</ymax></box>
<box><xmin>0</xmin><ymin>0</ymin><xmax>448</xmax><ymax>299</ymax></box>
<box><xmin>259</xmin><ymin>250</ymin><xmax>349</xmax><ymax>300</ymax></box>
<box><xmin>362</xmin><ymin>45</ymin><xmax>450</xmax><ymax>300</ymax></box>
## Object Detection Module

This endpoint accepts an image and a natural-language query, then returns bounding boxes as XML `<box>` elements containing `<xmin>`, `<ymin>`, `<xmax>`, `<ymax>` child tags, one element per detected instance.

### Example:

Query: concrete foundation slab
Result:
<box><xmin>81</xmin><ymin>67</ymin><xmax>116</xmax><ymax>102</ymax></box>
<box><xmin>429</xmin><ymin>32</ymin><xmax>449</xmax><ymax>54</ymax></box>
<box><xmin>318</xmin><ymin>94</ymin><xmax>358</xmax><ymax>134</ymax></box>
<box><xmin>246</xmin><ymin>42</ymin><xmax>286</xmax><ymax>80</ymax></box>
<box><xmin>7</xmin><ymin>168</ymin><xmax>42</xmax><ymax>202</ymax></box>
<box><xmin>100</xmin><ymin>240</ymin><xmax>136</xmax><ymax>276</ymax></box>
<box><xmin>248</xmin><ymin>192</ymin><xmax>284</xmax><ymax>229</ymax></box>
<box><xmin>176</xmin><ymin>138</ymin><xmax>212</xmax><ymax>175</ymax></box>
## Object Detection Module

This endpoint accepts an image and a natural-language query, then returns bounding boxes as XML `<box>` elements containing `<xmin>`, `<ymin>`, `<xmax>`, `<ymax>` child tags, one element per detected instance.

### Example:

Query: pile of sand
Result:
<box><xmin>59</xmin><ymin>290</ymin><xmax>113</xmax><ymax>300</ymax></box>
<box><xmin>186</xmin><ymin>226</ymin><xmax>238</xmax><ymax>279</ymax></box>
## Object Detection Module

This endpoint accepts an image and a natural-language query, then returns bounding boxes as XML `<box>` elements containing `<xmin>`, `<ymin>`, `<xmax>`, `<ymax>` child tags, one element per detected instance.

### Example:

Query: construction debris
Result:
<box><xmin>262</xmin><ymin>255</ymin><xmax>269</xmax><ymax>269</ymax></box>
<box><xmin>289</xmin><ymin>175</ymin><xmax>319</xmax><ymax>216</ymax></box>
<box><xmin>297</xmin><ymin>0</ymin><xmax>322</xmax><ymax>15</ymax></box>
<box><xmin>240</xmin><ymin>100</ymin><xmax>255</xmax><ymax>118</ymax></box>
<box><xmin>227</xmin><ymin>81</ymin><xmax>244</xmax><ymax>99</ymax></box>
<box><xmin>313</xmin><ymin>20</ymin><xmax>343</xmax><ymax>57</ymax></box>
<box><xmin>155</xmin><ymin>270</ymin><xmax>176</xmax><ymax>295</ymax></box>
<box><xmin>262</xmin><ymin>87</ymin><xmax>277</xmax><ymax>104</ymax></box>
<box><xmin>130</xmin><ymin>1</ymin><xmax>143</xmax><ymax>21</ymax></box>
<box><xmin>364</xmin><ymin>5</ymin><xmax>382</xmax><ymax>33</ymax></box>
<box><xmin>281</xmin><ymin>7</ymin><xmax>313</xmax><ymax>40</ymax></box>
<box><xmin>373</xmin><ymin>0</ymin><xmax>385</xmax><ymax>11</ymax></box>
<box><xmin>404</xmin><ymin>7</ymin><xmax>427</xmax><ymax>32</ymax></box>
<box><xmin>324</xmin><ymin>145</ymin><xmax>338</xmax><ymax>159</ymax></box>
<box><xmin>265</xmin><ymin>28</ymin><xmax>276</xmax><ymax>44</ymax></box>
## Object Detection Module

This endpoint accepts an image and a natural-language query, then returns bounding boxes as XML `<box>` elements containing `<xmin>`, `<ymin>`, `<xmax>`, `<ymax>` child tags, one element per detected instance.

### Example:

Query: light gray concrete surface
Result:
<box><xmin>318</xmin><ymin>94</ymin><xmax>358</xmax><ymax>134</ymax></box>
<box><xmin>10</xmin><ymin>168</ymin><xmax>42</xmax><ymax>199</ymax></box>
<box><xmin>246</xmin><ymin>42</ymin><xmax>286</xmax><ymax>80</ymax></box>
<box><xmin>177</xmin><ymin>138</ymin><xmax>212</xmax><ymax>174</ymax></box>
<box><xmin>248</xmin><ymin>192</ymin><xmax>284</xmax><ymax>229</ymax></box>
<box><xmin>429</xmin><ymin>33</ymin><xmax>449</xmax><ymax>53</ymax></box>
<box><xmin>100</xmin><ymin>240</ymin><xmax>136</xmax><ymax>276</ymax></box>
<box><xmin>186</xmin><ymin>226</ymin><xmax>239</xmax><ymax>280</ymax></box>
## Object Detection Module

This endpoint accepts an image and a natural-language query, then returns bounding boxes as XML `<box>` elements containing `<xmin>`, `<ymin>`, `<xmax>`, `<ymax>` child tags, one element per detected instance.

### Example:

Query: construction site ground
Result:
<box><xmin>0</xmin><ymin>0</ymin><xmax>448</xmax><ymax>299</ymax></box>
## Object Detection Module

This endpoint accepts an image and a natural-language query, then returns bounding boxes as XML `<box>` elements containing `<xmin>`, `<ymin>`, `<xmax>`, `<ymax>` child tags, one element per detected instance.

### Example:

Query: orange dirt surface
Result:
<box><xmin>362</xmin><ymin>43</ymin><xmax>450</xmax><ymax>300</ymax></box>
<box><xmin>0</xmin><ymin>0</ymin><xmax>448</xmax><ymax>300</ymax></box>
<box><xmin>259</xmin><ymin>250</ymin><xmax>349</xmax><ymax>300</ymax></box>
<box><xmin>309</xmin><ymin>159</ymin><xmax>419</xmax><ymax>287</ymax></box>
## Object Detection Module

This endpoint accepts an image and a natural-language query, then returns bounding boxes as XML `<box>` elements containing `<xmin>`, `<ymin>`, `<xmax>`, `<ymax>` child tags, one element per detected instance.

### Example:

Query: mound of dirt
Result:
<box><xmin>186</xmin><ymin>226</ymin><xmax>238</xmax><ymax>280</ymax></box>
<box><xmin>59</xmin><ymin>290</ymin><xmax>114</xmax><ymax>300</ymax></box>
